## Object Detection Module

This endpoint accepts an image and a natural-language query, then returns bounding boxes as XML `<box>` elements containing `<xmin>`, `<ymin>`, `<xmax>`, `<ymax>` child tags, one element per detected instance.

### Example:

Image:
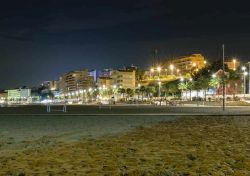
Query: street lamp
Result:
<box><xmin>243</xmin><ymin>71</ymin><xmax>248</xmax><ymax>96</ymax></box>
<box><xmin>169</xmin><ymin>64</ymin><xmax>174</xmax><ymax>75</ymax></box>
<box><xmin>212</xmin><ymin>74</ymin><xmax>216</xmax><ymax>78</ymax></box>
<box><xmin>233</xmin><ymin>59</ymin><xmax>236</xmax><ymax>71</ymax></box>
<box><xmin>158</xmin><ymin>81</ymin><xmax>161</xmax><ymax>98</ymax></box>
<box><xmin>150</xmin><ymin>68</ymin><xmax>154</xmax><ymax>78</ymax></box>
<box><xmin>189</xmin><ymin>78</ymin><xmax>193</xmax><ymax>101</ymax></box>
<box><xmin>176</xmin><ymin>69</ymin><xmax>180</xmax><ymax>76</ymax></box>
<box><xmin>157</xmin><ymin>67</ymin><xmax>161</xmax><ymax>78</ymax></box>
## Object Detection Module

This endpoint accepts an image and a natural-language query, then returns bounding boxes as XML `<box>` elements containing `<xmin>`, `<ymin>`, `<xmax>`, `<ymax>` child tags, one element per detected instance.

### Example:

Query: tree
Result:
<box><xmin>145</xmin><ymin>86</ymin><xmax>156</xmax><ymax>99</ymax></box>
<box><xmin>139</xmin><ymin>86</ymin><xmax>146</xmax><ymax>100</ymax></box>
<box><xmin>136</xmin><ymin>68</ymin><xmax>146</xmax><ymax>82</ymax></box>
<box><xmin>135</xmin><ymin>88</ymin><xmax>140</xmax><ymax>99</ymax></box>
<box><xmin>126</xmin><ymin>88</ymin><xmax>134</xmax><ymax>98</ymax></box>
<box><xmin>162</xmin><ymin>80</ymin><xmax>180</xmax><ymax>96</ymax></box>
<box><xmin>118</xmin><ymin>88</ymin><xmax>126</xmax><ymax>98</ymax></box>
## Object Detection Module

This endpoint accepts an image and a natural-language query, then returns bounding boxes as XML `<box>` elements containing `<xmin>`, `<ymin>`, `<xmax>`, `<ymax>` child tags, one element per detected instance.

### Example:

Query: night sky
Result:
<box><xmin>1</xmin><ymin>0</ymin><xmax>250</xmax><ymax>88</ymax></box>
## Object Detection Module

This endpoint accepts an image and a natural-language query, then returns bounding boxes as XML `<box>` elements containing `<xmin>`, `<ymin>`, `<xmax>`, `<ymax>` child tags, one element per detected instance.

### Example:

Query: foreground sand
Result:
<box><xmin>1</xmin><ymin>116</ymin><xmax>250</xmax><ymax>175</ymax></box>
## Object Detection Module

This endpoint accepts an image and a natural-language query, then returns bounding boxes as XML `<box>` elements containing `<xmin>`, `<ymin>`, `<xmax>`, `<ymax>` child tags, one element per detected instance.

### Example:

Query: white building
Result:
<box><xmin>8</xmin><ymin>88</ymin><xmax>31</xmax><ymax>103</ymax></box>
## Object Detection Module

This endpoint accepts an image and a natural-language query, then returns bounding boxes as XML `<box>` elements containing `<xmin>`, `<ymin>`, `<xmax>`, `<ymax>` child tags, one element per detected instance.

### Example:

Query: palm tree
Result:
<box><xmin>135</xmin><ymin>88</ymin><xmax>140</xmax><ymax>99</ymax></box>
<box><xmin>126</xmin><ymin>88</ymin><xmax>134</xmax><ymax>98</ymax></box>
<box><xmin>145</xmin><ymin>86</ymin><xmax>156</xmax><ymax>99</ymax></box>
<box><xmin>178</xmin><ymin>82</ymin><xmax>187</xmax><ymax>100</ymax></box>
<box><xmin>162</xmin><ymin>80</ymin><xmax>179</xmax><ymax>97</ymax></box>
<box><xmin>118</xmin><ymin>88</ymin><xmax>126</xmax><ymax>98</ymax></box>
<box><xmin>139</xmin><ymin>86</ymin><xmax>146</xmax><ymax>100</ymax></box>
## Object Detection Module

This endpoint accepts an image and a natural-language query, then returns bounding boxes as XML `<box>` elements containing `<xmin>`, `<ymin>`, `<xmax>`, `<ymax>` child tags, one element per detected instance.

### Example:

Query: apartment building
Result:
<box><xmin>111</xmin><ymin>70</ymin><xmax>136</xmax><ymax>89</ymax></box>
<box><xmin>163</xmin><ymin>54</ymin><xmax>206</xmax><ymax>75</ymax></box>
<box><xmin>58</xmin><ymin>69</ymin><xmax>95</xmax><ymax>93</ymax></box>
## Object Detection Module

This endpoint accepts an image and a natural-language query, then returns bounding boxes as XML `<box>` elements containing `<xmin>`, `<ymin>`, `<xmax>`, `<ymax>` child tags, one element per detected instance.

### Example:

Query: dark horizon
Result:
<box><xmin>1</xmin><ymin>0</ymin><xmax>250</xmax><ymax>88</ymax></box>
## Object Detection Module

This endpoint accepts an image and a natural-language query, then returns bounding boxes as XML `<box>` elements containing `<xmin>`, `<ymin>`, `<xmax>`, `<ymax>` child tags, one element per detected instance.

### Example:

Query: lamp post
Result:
<box><xmin>189</xmin><ymin>78</ymin><xmax>193</xmax><ymax>101</ymax></box>
<box><xmin>248</xmin><ymin>62</ymin><xmax>250</xmax><ymax>94</ymax></box>
<box><xmin>180</xmin><ymin>77</ymin><xmax>184</xmax><ymax>100</ymax></box>
<box><xmin>158</xmin><ymin>81</ymin><xmax>161</xmax><ymax>98</ymax></box>
<box><xmin>176</xmin><ymin>69</ymin><xmax>180</xmax><ymax>76</ymax></box>
<box><xmin>137</xmin><ymin>84</ymin><xmax>141</xmax><ymax>100</ymax></box>
<box><xmin>242</xmin><ymin>66</ymin><xmax>247</xmax><ymax>96</ymax></box>
<box><xmin>170</xmin><ymin>64</ymin><xmax>174</xmax><ymax>75</ymax></box>
<box><xmin>157</xmin><ymin>67</ymin><xmax>161</xmax><ymax>78</ymax></box>
<box><xmin>233</xmin><ymin>59</ymin><xmax>236</xmax><ymax>71</ymax></box>
<box><xmin>150</xmin><ymin>68</ymin><xmax>154</xmax><ymax>78</ymax></box>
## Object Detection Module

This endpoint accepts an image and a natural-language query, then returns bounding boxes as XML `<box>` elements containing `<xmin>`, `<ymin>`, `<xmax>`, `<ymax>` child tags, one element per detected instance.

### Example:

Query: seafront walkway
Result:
<box><xmin>0</xmin><ymin>104</ymin><xmax>250</xmax><ymax>116</ymax></box>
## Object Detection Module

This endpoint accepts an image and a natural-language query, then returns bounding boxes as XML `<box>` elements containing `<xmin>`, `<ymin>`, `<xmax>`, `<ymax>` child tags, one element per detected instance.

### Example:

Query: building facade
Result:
<box><xmin>111</xmin><ymin>70</ymin><xmax>136</xmax><ymax>89</ymax></box>
<box><xmin>163</xmin><ymin>54</ymin><xmax>206</xmax><ymax>75</ymax></box>
<box><xmin>97</xmin><ymin>77</ymin><xmax>112</xmax><ymax>89</ymax></box>
<box><xmin>225</xmin><ymin>59</ymin><xmax>240</xmax><ymax>71</ymax></box>
<box><xmin>0</xmin><ymin>91</ymin><xmax>7</xmax><ymax>103</ymax></box>
<box><xmin>58</xmin><ymin>69</ymin><xmax>95</xmax><ymax>93</ymax></box>
<box><xmin>7</xmin><ymin>88</ymin><xmax>31</xmax><ymax>101</ymax></box>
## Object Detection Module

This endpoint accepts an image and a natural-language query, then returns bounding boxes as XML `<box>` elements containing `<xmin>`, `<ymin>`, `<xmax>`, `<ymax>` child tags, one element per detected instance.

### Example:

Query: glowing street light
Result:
<box><xmin>242</xmin><ymin>66</ymin><xmax>246</xmax><ymax>71</ymax></box>
<box><xmin>157</xmin><ymin>67</ymin><xmax>161</xmax><ymax>77</ymax></box>
<box><xmin>150</xmin><ymin>68</ymin><xmax>154</xmax><ymax>78</ymax></box>
<box><xmin>233</xmin><ymin>59</ymin><xmax>236</xmax><ymax>71</ymax></box>
<box><xmin>169</xmin><ymin>64</ymin><xmax>174</xmax><ymax>75</ymax></box>
<box><xmin>176</xmin><ymin>69</ymin><xmax>180</xmax><ymax>76</ymax></box>
<box><xmin>212</xmin><ymin>74</ymin><xmax>216</xmax><ymax>78</ymax></box>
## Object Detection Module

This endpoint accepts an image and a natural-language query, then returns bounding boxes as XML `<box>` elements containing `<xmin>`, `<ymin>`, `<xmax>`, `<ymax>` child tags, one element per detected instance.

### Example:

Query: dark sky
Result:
<box><xmin>1</xmin><ymin>0</ymin><xmax>250</xmax><ymax>88</ymax></box>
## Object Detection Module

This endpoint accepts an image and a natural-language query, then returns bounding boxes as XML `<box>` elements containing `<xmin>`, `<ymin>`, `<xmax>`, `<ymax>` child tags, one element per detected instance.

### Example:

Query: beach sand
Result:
<box><xmin>1</xmin><ymin>116</ymin><xmax>250</xmax><ymax>175</ymax></box>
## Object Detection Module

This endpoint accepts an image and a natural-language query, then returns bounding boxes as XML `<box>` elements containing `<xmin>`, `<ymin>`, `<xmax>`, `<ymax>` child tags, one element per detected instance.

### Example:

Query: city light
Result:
<box><xmin>212</xmin><ymin>74</ymin><xmax>216</xmax><ymax>78</ymax></box>
<box><xmin>157</xmin><ymin>67</ymin><xmax>161</xmax><ymax>72</ymax></box>
<box><xmin>233</xmin><ymin>59</ymin><xmax>236</xmax><ymax>70</ymax></box>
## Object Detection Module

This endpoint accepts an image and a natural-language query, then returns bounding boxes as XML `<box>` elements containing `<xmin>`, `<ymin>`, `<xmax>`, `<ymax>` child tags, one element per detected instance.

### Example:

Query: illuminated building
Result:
<box><xmin>0</xmin><ymin>91</ymin><xmax>7</xmax><ymax>103</ymax></box>
<box><xmin>7</xmin><ymin>88</ymin><xmax>31</xmax><ymax>101</ymax></box>
<box><xmin>225</xmin><ymin>59</ymin><xmax>240</xmax><ymax>70</ymax></box>
<box><xmin>163</xmin><ymin>54</ymin><xmax>206</xmax><ymax>75</ymax></box>
<box><xmin>97</xmin><ymin>77</ymin><xmax>112</xmax><ymax>89</ymax></box>
<box><xmin>58</xmin><ymin>69</ymin><xmax>95</xmax><ymax>93</ymax></box>
<box><xmin>111</xmin><ymin>70</ymin><xmax>136</xmax><ymax>89</ymax></box>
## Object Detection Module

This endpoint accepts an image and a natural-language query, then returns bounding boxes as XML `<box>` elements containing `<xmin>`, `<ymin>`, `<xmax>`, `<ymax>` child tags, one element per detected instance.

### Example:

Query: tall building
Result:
<box><xmin>163</xmin><ymin>54</ymin><xmax>206</xmax><ymax>75</ymax></box>
<box><xmin>88</xmin><ymin>69</ymin><xmax>98</xmax><ymax>82</ymax></box>
<box><xmin>97</xmin><ymin>77</ymin><xmax>112</xmax><ymax>89</ymax></box>
<box><xmin>111</xmin><ymin>70</ymin><xmax>136</xmax><ymax>89</ymax></box>
<box><xmin>58</xmin><ymin>69</ymin><xmax>95</xmax><ymax>93</ymax></box>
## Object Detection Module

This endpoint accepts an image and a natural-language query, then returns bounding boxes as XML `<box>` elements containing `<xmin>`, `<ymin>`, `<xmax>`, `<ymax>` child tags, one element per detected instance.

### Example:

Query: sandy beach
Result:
<box><xmin>1</xmin><ymin>115</ymin><xmax>250</xmax><ymax>175</ymax></box>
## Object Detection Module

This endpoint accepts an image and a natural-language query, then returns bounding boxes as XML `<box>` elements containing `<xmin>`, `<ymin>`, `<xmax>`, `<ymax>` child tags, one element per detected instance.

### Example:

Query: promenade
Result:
<box><xmin>0</xmin><ymin>104</ymin><xmax>250</xmax><ymax>116</ymax></box>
